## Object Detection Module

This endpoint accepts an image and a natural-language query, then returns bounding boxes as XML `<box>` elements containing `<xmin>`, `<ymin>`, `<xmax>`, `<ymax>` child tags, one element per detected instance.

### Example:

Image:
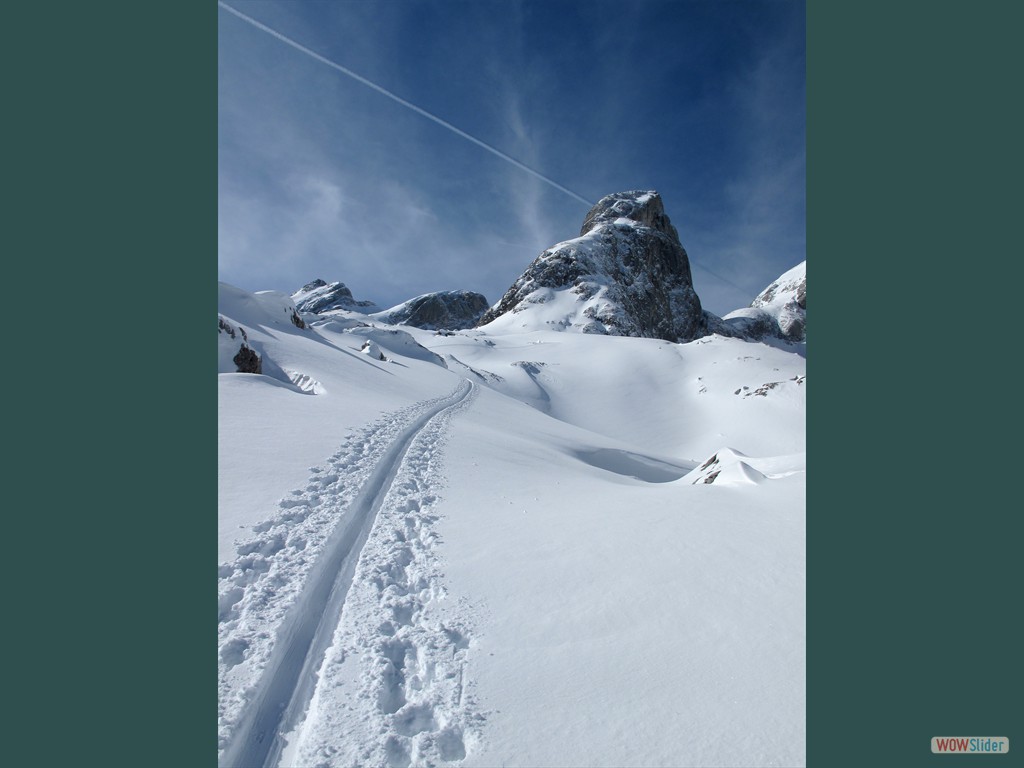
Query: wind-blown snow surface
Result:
<box><xmin>219</xmin><ymin>282</ymin><xmax>805</xmax><ymax>767</ymax></box>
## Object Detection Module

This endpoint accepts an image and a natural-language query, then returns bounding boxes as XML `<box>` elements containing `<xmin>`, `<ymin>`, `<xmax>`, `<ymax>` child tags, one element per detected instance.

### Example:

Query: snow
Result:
<box><xmin>754</xmin><ymin>262</ymin><xmax>805</xmax><ymax>308</ymax></box>
<box><xmin>723</xmin><ymin>306</ymin><xmax>770</xmax><ymax>321</ymax></box>
<box><xmin>219</xmin><ymin>280</ymin><xmax>805</xmax><ymax>767</ymax></box>
<box><xmin>749</xmin><ymin>261</ymin><xmax>805</xmax><ymax>327</ymax></box>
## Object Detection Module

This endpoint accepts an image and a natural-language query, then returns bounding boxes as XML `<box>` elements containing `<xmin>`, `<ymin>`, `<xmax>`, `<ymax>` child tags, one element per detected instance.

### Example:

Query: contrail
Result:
<box><xmin>218</xmin><ymin>1</ymin><xmax>595</xmax><ymax>207</ymax></box>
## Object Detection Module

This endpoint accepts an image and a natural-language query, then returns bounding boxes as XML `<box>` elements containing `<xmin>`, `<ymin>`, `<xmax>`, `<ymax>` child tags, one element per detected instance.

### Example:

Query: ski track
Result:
<box><xmin>291</xmin><ymin>377</ymin><xmax>482</xmax><ymax>768</ymax></box>
<box><xmin>218</xmin><ymin>380</ymin><xmax>478</xmax><ymax>767</ymax></box>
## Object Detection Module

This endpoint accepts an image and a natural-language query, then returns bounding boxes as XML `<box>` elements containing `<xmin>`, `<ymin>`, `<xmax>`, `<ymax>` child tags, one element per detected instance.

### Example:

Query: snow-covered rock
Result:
<box><xmin>704</xmin><ymin>261</ymin><xmax>806</xmax><ymax>343</ymax></box>
<box><xmin>685</xmin><ymin>447</ymin><xmax>805</xmax><ymax>486</ymax></box>
<box><xmin>292</xmin><ymin>278</ymin><xmax>379</xmax><ymax>314</ymax></box>
<box><xmin>478</xmin><ymin>190</ymin><xmax>706</xmax><ymax>342</ymax></box>
<box><xmin>345</xmin><ymin>326</ymin><xmax>448</xmax><ymax>368</ymax></box>
<box><xmin>749</xmin><ymin>261</ymin><xmax>805</xmax><ymax>341</ymax></box>
<box><xmin>716</xmin><ymin>307</ymin><xmax>780</xmax><ymax>340</ymax></box>
<box><xmin>375</xmin><ymin>290</ymin><xmax>489</xmax><ymax>330</ymax></box>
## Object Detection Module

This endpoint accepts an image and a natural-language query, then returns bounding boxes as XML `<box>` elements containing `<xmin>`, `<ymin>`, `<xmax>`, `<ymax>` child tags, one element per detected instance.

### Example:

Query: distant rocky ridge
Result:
<box><xmin>477</xmin><ymin>190</ymin><xmax>706</xmax><ymax>342</ymax></box>
<box><xmin>379</xmin><ymin>291</ymin><xmax>489</xmax><ymax>330</ymax></box>
<box><xmin>293</xmin><ymin>278</ymin><xmax>489</xmax><ymax>332</ymax></box>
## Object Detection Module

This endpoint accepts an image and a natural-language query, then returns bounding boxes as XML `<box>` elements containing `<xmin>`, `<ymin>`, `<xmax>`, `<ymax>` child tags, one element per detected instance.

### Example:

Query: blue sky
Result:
<box><xmin>218</xmin><ymin>0</ymin><xmax>805</xmax><ymax>316</ymax></box>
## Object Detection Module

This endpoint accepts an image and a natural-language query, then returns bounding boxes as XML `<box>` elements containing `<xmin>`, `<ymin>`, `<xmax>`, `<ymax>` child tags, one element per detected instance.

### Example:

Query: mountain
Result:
<box><xmin>478</xmin><ymin>190</ymin><xmax>706</xmax><ymax>342</ymax></box>
<box><xmin>218</xmin><ymin>200</ymin><xmax>806</xmax><ymax>766</ymax></box>
<box><xmin>374</xmin><ymin>290</ymin><xmax>490</xmax><ymax>330</ymax></box>
<box><xmin>292</xmin><ymin>278</ymin><xmax>379</xmax><ymax>314</ymax></box>
<box><xmin>293</xmin><ymin>280</ymin><xmax>488</xmax><ymax>332</ymax></box>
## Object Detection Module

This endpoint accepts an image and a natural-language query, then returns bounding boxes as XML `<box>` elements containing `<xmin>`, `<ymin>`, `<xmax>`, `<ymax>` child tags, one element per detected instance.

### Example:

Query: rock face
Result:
<box><xmin>292</xmin><ymin>279</ymin><xmax>378</xmax><ymax>314</ymax></box>
<box><xmin>381</xmin><ymin>291</ymin><xmax>490</xmax><ymax>330</ymax></box>
<box><xmin>477</xmin><ymin>190</ymin><xmax>706</xmax><ymax>342</ymax></box>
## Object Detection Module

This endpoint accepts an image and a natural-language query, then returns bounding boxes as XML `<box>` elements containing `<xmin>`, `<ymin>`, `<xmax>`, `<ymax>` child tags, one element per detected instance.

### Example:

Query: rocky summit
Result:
<box><xmin>477</xmin><ymin>190</ymin><xmax>706</xmax><ymax>342</ymax></box>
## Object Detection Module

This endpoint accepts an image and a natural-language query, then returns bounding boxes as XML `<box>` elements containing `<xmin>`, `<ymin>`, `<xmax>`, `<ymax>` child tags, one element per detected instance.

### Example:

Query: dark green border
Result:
<box><xmin>9</xmin><ymin>2</ymin><xmax>215</xmax><ymax>765</ymax></box>
<box><xmin>809</xmin><ymin>1</ymin><xmax>1021</xmax><ymax>766</ymax></box>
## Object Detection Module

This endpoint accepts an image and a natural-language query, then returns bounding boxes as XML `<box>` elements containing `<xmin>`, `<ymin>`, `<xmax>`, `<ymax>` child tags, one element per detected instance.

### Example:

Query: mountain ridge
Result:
<box><xmin>284</xmin><ymin>191</ymin><xmax>805</xmax><ymax>345</ymax></box>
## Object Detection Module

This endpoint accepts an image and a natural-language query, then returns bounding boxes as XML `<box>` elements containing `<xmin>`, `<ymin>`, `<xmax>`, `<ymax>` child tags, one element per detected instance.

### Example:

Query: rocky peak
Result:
<box><xmin>292</xmin><ymin>279</ymin><xmax>378</xmax><ymax>314</ymax></box>
<box><xmin>300</xmin><ymin>278</ymin><xmax>328</xmax><ymax>292</ymax></box>
<box><xmin>579</xmin><ymin>190</ymin><xmax>680</xmax><ymax>242</ymax></box>
<box><xmin>478</xmin><ymin>190</ymin><xmax>705</xmax><ymax>342</ymax></box>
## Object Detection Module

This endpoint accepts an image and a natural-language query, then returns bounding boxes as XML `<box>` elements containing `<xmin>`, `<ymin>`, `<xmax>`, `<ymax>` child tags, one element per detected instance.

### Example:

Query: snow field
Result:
<box><xmin>434</xmin><ymin>386</ymin><xmax>805</xmax><ymax>767</ymax></box>
<box><xmin>219</xmin><ymin>280</ymin><xmax>806</xmax><ymax>767</ymax></box>
<box><xmin>414</xmin><ymin>328</ymin><xmax>805</xmax><ymax>459</ymax></box>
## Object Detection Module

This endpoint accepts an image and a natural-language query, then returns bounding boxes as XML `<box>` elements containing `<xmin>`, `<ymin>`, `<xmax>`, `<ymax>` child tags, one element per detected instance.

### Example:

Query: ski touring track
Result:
<box><xmin>218</xmin><ymin>379</ymin><xmax>480</xmax><ymax>768</ymax></box>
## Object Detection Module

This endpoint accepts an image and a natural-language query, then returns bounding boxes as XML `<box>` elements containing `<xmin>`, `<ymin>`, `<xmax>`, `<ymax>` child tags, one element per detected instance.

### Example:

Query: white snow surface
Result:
<box><xmin>219</xmin><ymin>280</ymin><xmax>805</xmax><ymax>767</ymax></box>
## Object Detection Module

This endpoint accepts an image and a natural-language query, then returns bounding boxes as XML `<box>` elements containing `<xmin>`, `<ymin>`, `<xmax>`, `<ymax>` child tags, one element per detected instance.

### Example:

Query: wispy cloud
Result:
<box><xmin>219</xmin><ymin>1</ymin><xmax>593</xmax><ymax>206</ymax></box>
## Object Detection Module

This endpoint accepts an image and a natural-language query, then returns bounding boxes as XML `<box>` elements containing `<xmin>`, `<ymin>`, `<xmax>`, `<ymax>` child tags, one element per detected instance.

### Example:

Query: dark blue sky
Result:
<box><xmin>219</xmin><ymin>0</ymin><xmax>805</xmax><ymax>315</ymax></box>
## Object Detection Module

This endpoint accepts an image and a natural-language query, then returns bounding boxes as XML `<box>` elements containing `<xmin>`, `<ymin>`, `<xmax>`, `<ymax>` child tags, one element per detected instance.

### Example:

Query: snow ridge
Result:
<box><xmin>291</xmin><ymin>378</ymin><xmax>481</xmax><ymax>767</ymax></box>
<box><xmin>218</xmin><ymin>381</ymin><xmax>474</xmax><ymax>766</ymax></box>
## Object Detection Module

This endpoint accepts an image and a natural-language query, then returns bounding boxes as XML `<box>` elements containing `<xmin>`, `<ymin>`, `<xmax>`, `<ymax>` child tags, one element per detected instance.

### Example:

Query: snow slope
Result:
<box><xmin>219</xmin><ymin>281</ymin><xmax>805</xmax><ymax>767</ymax></box>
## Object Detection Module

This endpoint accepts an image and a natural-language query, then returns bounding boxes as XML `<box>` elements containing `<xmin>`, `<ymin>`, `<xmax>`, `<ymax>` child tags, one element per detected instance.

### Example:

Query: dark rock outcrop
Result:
<box><xmin>292</xmin><ymin>279</ymin><xmax>378</xmax><ymax>314</ymax></box>
<box><xmin>233</xmin><ymin>344</ymin><xmax>262</xmax><ymax>374</ymax></box>
<box><xmin>477</xmin><ymin>190</ymin><xmax>705</xmax><ymax>342</ymax></box>
<box><xmin>383</xmin><ymin>291</ymin><xmax>490</xmax><ymax>330</ymax></box>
